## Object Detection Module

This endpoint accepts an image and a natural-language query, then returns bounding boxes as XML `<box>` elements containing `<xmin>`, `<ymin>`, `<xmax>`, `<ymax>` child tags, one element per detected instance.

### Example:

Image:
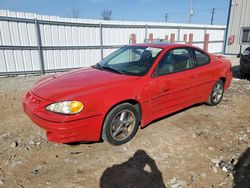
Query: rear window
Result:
<box><xmin>194</xmin><ymin>49</ymin><xmax>210</xmax><ymax>66</ymax></box>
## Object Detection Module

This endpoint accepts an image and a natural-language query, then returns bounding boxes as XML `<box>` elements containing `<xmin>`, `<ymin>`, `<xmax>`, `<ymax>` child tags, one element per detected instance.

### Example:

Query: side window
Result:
<box><xmin>194</xmin><ymin>49</ymin><xmax>210</xmax><ymax>66</ymax></box>
<box><xmin>154</xmin><ymin>48</ymin><xmax>194</xmax><ymax>76</ymax></box>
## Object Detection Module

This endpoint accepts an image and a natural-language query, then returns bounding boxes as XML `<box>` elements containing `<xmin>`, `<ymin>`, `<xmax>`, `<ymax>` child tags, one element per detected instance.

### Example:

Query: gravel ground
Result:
<box><xmin>0</xmin><ymin>57</ymin><xmax>249</xmax><ymax>188</ymax></box>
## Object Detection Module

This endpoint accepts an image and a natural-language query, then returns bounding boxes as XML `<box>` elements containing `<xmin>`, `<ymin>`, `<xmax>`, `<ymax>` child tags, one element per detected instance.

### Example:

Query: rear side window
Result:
<box><xmin>154</xmin><ymin>48</ymin><xmax>195</xmax><ymax>76</ymax></box>
<box><xmin>194</xmin><ymin>49</ymin><xmax>210</xmax><ymax>67</ymax></box>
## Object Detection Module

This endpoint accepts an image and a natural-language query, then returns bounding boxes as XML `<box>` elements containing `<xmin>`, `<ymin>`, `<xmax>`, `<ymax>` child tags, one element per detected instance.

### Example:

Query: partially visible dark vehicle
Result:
<box><xmin>240</xmin><ymin>47</ymin><xmax>250</xmax><ymax>78</ymax></box>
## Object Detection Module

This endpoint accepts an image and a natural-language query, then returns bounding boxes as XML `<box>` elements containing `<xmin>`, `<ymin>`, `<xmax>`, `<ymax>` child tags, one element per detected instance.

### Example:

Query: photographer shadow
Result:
<box><xmin>234</xmin><ymin>147</ymin><xmax>250</xmax><ymax>188</ymax></box>
<box><xmin>100</xmin><ymin>150</ymin><xmax>166</xmax><ymax>188</ymax></box>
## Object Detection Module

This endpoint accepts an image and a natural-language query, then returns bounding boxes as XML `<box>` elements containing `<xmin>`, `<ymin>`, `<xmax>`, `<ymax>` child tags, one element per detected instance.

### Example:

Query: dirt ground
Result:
<box><xmin>0</xmin><ymin>57</ymin><xmax>249</xmax><ymax>188</ymax></box>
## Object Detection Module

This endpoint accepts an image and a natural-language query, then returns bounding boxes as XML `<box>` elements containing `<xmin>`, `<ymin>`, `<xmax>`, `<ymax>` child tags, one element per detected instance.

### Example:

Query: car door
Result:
<box><xmin>142</xmin><ymin>48</ymin><xmax>201</xmax><ymax>122</ymax></box>
<box><xmin>190</xmin><ymin>48</ymin><xmax>214</xmax><ymax>102</ymax></box>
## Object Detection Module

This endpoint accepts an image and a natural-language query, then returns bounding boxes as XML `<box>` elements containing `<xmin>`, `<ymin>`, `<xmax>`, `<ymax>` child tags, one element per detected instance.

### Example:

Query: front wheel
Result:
<box><xmin>102</xmin><ymin>103</ymin><xmax>139</xmax><ymax>146</ymax></box>
<box><xmin>207</xmin><ymin>79</ymin><xmax>224</xmax><ymax>106</ymax></box>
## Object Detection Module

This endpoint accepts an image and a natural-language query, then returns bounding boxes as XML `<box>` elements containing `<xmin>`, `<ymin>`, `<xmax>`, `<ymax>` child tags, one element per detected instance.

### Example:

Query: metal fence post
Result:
<box><xmin>177</xmin><ymin>27</ymin><xmax>181</xmax><ymax>42</ymax></box>
<box><xmin>144</xmin><ymin>24</ymin><xmax>148</xmax><ymax>42</ymax></box>
<box><xmin>34</xmin><ymin>19</ymin><xmax>45</xmax><ymax>75</ymax></box>
<box><xmin>203</xmin><ymin>28</ymin><xmax>207</xmax><ymax>50</ymax></box>
<box><xmin>99</xmin><ymin>23</ymin><xmax>104</xmax><ymax>60</ymax></box>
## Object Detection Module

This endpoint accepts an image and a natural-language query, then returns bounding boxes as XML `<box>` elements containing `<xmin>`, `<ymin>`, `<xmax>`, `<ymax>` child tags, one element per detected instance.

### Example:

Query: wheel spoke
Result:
<box><xmin>125</xmin><ymin>118</ymin><xmax>134</xmax><ymax>127</ymax></box>
<box><xmin>113</xmin><ymin>125</ymin><xmax>123</xmax><ymax>136</ymax></box>
<box><xmin>218</xmin><ymin>89</ymin><xmax>223</xmax><ymax>95</ymax></box>
<box><xmin>113</xmin><ymin>119</ymin><xmax>123</xmax><ymax>127</ymax></box>
<box><xmin>119</xmin><ymin>111</ymin><xmax>126</xmax><ymax>121</ymax></box>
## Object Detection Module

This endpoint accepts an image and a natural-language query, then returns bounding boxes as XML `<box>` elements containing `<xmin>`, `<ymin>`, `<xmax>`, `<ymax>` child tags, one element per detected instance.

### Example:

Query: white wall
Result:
<box><xmin>0</xmin><ymin>10</ymin><xmax>226</xmax><ymax>75</ymax></box>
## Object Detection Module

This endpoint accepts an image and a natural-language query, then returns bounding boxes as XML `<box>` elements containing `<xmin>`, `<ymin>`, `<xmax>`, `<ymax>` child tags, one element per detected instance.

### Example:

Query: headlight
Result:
<box><xmin>45</xmin><ymin>101</ymin><xmax>84</xmax><ymax>115</ymax></box>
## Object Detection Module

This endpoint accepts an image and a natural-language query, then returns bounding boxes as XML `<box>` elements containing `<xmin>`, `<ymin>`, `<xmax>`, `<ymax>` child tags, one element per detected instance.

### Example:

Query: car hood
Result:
<box><xmin>32</xmin><ymin>67</ymin><xmax>140</xmax><ymax>101</ymax></box>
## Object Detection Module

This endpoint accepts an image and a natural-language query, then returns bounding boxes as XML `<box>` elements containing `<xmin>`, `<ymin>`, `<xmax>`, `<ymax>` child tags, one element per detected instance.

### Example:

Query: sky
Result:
<box><xmin>0</xmin><ymin>0</ymin><xmax>230</xmax><ymax>25</ymax></box>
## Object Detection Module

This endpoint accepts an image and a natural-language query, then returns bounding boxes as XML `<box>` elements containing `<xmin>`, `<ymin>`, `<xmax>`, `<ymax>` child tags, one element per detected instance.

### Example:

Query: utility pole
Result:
<box><xmin>211</xmin><ymin>8</ymin><xmax>215</xmax><ymax>25</ymax></box>
<box><xmin>188</xmin><ymin>0</ymin><xmax>194</xmax><ymax>23</ymax></box>
<box><xmin>165</xmin><ymin>13</ymin><xmax>168</xmax><ymax>22</ymax></box>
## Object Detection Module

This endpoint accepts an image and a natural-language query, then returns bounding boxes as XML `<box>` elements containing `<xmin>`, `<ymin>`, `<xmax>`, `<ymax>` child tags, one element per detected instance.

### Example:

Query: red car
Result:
<box><xmin>23</xmin><ymin>43</ymin><xmax>232</xmax><ymax>145</ymax></box>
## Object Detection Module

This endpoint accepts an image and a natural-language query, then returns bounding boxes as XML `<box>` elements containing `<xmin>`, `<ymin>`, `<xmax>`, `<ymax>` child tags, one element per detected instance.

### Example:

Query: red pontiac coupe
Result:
<box><xmin>23</xmin><ymin>43</ymin><xmax>232</xmax><ymax>145</ymax></box>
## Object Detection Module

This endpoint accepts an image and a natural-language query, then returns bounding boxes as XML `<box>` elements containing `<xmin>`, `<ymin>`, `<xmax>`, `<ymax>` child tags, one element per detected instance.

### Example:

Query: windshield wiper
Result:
<box><xmin>102</xmin><ymin>66</ymin><xmax>124</xmax><ymax>74</ymax></box>
<box><xmin>92</xmin><ymin>63</ymin><xmax>124</xmax><ymax>74</ymax></box>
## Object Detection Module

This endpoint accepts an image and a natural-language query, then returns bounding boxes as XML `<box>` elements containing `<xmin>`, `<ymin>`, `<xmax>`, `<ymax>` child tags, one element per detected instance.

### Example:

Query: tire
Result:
<box><xmin>207</xmin><ymin>79</ymin><xmax>224</xmax><ymax>106</ymax></box>
<box><xmin>240</xmin><ymin>67</ymin><xmax>246</xmax><ymax>79</ymax></box>
<box><xmin>102</xmin><ymin>103</ymin><xmax>139</xmax><ymax>146</ymax></box>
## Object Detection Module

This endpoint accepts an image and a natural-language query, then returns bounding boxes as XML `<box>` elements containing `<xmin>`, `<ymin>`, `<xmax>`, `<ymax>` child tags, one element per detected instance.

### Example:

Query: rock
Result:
<box><xmin>0</xmin><ymin>180</ymin><xmax>4</xmax><ymax>186</ymax></box>
<box><xmin>169</xmin><ymin>178</ymin><xmax>181</xmax><ymax>188</ymax></box>
<box><xmin>201</xmin><ymin>173</ymin><xmax>206</xmax><ymax>178</ymax></box>
<box><xmin>212</xmin><ymin>166</ymin><xmax>218</xmax><ymax>173</ymax></box>
<box><xmin>76</xmin><ymin>169</ymin><xmax>84</xmax><ymax>174</ymax></box>
<box><xmin>28</xmin><ymin>140</ymin><xmax>35</xmax><ymax>145</ymax></box>
<box><xmin>235</xmin><ymin>132</ymin><xmax>249</xmax><ymax>142</ymax></box>
<box><xmin>0</xmin><ymin>133</ymin><xmax>9</xmax><ymax>140</ymax></box>
<box><xmin>70</xmin><ymin>151</ymin><xmax>82</xmax><ymax>155</ymax></box>
<box><xmin>195</xmin><ymin>129</ymin><xmax>208</xmax><ymax>136</ymax></box>
<box><xmin>219</xmin><ymin>160</ymin><xmax>234</xmax><ymax>172</ymax></box>
<box><xmin>218</xmin><ymin>181</ymin><xmax>228</xmax><ymax>186</ymax></box>
<box><xmin>10</xmin><ymin>141</ymin><xmax>18</xmax><ymax>148</ymax></box>
<box><xmin>46</xmin><ymin>181</ymin><xmax>51</xmax><ymax>185</ymax></box>
<box><xmin>208</xmin><ymin>147</ymin><xmax>215</xmax><ymax>151</ymax></box>
<box><xmin>230</xmin><ymin>158</ymin><xmax>238</xmax><ymax>165</ymax></box>
<box><xmin>11</xmin><ymin>160</ymin><xmax>23</xmax><ymax>167</ymax></box>
<box><xmin>211</xmin><ymin>158</ymin><xmax>220</xmax><ymax>164</ymax></box>
<box><xmin>32</xmin><ymin>169</ymin><xmax>39</xmax><ymax>174</ymax></box>
<box><xmin>32</xmin><ymin>165</ymin><xmax>42</xmax><ymax>175</ymax></box>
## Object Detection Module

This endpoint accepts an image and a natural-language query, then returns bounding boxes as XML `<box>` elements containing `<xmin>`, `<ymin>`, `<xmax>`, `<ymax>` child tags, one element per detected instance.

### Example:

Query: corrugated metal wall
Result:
<box><xmin>225</xmin><ymin>0</ymin><xmax>250</xmax><ymax>54</ymax></box>
<box><xmin>0</xmin><ymin>10</ymin><xmax>226</xmax><ymax>76</ymax></box>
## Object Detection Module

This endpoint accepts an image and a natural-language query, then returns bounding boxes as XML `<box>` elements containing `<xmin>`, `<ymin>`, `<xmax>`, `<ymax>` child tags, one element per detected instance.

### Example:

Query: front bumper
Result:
<box><xmin>23</xmin><ymin>92</ymin><xmax>103</xmax><ymax>143</ymax></box>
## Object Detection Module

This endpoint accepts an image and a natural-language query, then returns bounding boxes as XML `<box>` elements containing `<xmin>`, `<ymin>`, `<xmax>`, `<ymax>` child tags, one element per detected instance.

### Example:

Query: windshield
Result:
<box><xmin>96</xmin><ymin>46</ymin><xmax>163</xmax><ymax>76</ymax></box>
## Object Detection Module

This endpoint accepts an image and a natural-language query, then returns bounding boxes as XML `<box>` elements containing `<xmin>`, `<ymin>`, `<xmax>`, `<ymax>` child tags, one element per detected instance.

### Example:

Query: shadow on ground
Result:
<box><xmin>234</xmin><ymin>147</ymin><xmax>250</xmax><ymax>188</ymax></box>
<box><xmin>100</xmin><ymin>150</ymin><xmax>166</xmax><ymax>188</ymax></box>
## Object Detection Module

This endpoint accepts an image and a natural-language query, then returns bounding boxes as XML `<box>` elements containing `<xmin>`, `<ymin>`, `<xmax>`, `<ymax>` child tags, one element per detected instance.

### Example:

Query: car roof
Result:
<box><xmin>131</xmin><ymin>43</ymin><xmax>194</xmax><ymax>49</ymax></box>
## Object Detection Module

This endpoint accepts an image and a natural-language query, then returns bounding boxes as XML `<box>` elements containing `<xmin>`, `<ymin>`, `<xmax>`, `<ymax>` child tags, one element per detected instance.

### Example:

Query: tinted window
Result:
<box><xmin>154</xmin><ymin>48</ymin><xmax>194</xmax><ymax>76</ymax></box>
<box><xmin>242</xmin><ymin>28</ymin><xmax>250</xmax><ymax>43</ymax></box>
<box><xmin>194</xmin><ymin>49</ymin><xmax>210</xmax><ymax>66</ymax></box>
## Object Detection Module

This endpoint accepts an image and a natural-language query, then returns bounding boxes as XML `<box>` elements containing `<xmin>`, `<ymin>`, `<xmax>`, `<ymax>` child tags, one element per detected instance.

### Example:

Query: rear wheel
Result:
<box><xmin>240</xmin><ymin>67</ymin><xmax>246</xmax><ymax>79</ymax></box>
<box><xmin>102</xmin><ymin>103</ymin><xmax>139</xmax><ymax>146</ymax></box>
<box><xmin>207</xmin><ymin>79</ymin><xmax>224</xmax><ymax>106</ymax></box>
